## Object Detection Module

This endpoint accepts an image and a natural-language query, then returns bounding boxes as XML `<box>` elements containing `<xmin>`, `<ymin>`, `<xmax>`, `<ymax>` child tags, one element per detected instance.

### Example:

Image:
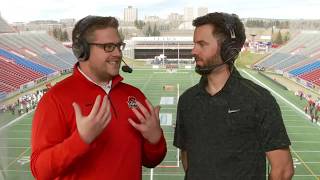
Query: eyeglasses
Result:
<box><xmin>88</xmin><ymin>42</ymin><xmax>126</xmax><ymax>52</ymax></box>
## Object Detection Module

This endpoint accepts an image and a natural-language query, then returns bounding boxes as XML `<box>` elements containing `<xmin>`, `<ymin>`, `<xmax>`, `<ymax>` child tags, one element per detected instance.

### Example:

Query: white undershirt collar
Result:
<box><xmin>77</xmin><ymin>66</ymin><xmax>112</xmax><ymax>94</ymax></box>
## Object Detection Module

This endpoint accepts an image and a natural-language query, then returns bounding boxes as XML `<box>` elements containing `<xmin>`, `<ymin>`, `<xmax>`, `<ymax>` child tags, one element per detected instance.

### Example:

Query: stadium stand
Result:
<box><xmin>257</xmin><ymin>52</ymin><xmax>291</xmax><ymax>68</ymax></box>
<box><xmin>0</xmin><ymin>32</ymin><xmax>76</xmax><ymax>71</ymax></box>
<box><xmin>299</xmin><ymin>69</ymin><xmax>320</xmax><ymax>83</ymax></box>
<box><xmin>0</xmin><ymin>48</ymin><xmax>55</xmax><ymax>75</ymax></box>
<box><xmin>0</xmin><ymin>15</ymin><xmax>78</xmax><ymax>99</ymax></box>
<box><xmin>269</xmin><ymin>54</ymin><xmax>308</xmax><ymax>70</ymax></box>
<box><xmin>0</xmin><ymin>92</ymin><xmax>6</xmax><ymax>100</ymax></box>
<box><xmin>282</xmin><ymin>57</ymin><xmax>319</xmax><ymax>73</ymax></box>
<box><xmin>130</xmin><ymin>37</ymin><xmax>194</xmax><ymax>60</ymax></box>
<box><xmin>0</xmin><ymin>81</ymin><xmax>15</xmax><ymax>93</ymax></box>
<box><xmin>0</xmin><ymin>37</ymin><xmax>61</xmax><ymax>71</ymax></box>
<box><xmin>314</xmin><ymin>79</ymin><xmax>320</xmax><ymax>86</ymax></box>
<box><xmin>0</xmin><ymin>15</ymin><xmax>15</xmax><ymax>33</ymax></box>
<box><xmin>253</xmin><ymin>31</ymin><xmax>320</xmax><ymax>91</ymax></box>
<box><xmin>0</xmin><ymin>52</ymin><xmax>52</xmax><ymax>95</ymax></box>
<box><xmin>289</xmin><ymin>61</ymin><xmax>320</xmax><ymax>76</ymax></box>
<box><xmin>255</xmin><ymin>31</ymin><xmax>320</xmax><ymax>71</ymax></box>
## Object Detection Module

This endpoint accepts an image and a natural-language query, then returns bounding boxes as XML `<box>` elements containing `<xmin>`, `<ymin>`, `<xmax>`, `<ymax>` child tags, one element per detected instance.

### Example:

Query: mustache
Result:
<box><xmin>193</xmin><ymin>56</ymin><xmax>201</xmax><ymax>63</ymax></box>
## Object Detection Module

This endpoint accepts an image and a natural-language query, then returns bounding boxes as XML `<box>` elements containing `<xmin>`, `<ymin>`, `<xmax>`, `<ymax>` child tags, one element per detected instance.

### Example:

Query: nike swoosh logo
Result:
<box><xmin>228</xmin><ymin>109</ymin><xmax>240</xmax><ymax>113</ymax></box>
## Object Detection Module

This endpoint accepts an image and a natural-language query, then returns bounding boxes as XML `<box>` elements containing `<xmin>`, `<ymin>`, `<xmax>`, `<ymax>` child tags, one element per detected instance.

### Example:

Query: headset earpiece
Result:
<box><xmin>72</xmin><ymin>31</ymin><xmax>90</xmax><ymax>61</ymax></box>
<box><xmin>220</xmin><ymin>13</ymin><xmax>240</xmax><ymax>64</ymax></box>
<box><xmin>72</xmin><ymin>16</ymin><xmax>98</xmax><ymax>61</ymax></box>
<box><xmin>221</xmin><ymin>41</ymin><xmax>239</xmax><ymax>64</ymax></box>
<box><xmin>74</xmin><ymin>38</ymin><xmax>90</xmax><ymax>60</ymax></box>
<box><xmin>72</xmin><ymin>38</ymin><xmax>85</xmax><ymax>60</ymax></box>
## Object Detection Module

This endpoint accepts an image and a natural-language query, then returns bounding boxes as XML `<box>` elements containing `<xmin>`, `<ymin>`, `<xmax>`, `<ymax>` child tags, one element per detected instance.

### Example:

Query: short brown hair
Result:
<box><xmin>193</xmin><ymin>12</ymin><xmax>245</xmax><ymax>49</ymax></box>
<box><xmin>72</xmin><ymin>16</ymin><xmax>119</xmax><ymax>43</ymax></box>
<box><xmin>193</xmin><ymin>12</ymin><xmax>246</xmax><ymax>64</ymax></box>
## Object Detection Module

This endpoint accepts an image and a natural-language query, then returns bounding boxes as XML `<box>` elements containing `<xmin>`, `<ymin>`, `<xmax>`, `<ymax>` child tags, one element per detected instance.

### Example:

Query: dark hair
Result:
<box><xmin>72</xmin><ymin>16</ymin><xmax>119</xmax><ymax>60</ymax></box>
<box><xmin>72</xmin><ymin>16</ymin><xmax>119</xmax><ymax>44</ymax></box>
<box><xmin>193</xmin><ymin>12</ymin><xmax>246</xmax><ymax>63</ymax></box>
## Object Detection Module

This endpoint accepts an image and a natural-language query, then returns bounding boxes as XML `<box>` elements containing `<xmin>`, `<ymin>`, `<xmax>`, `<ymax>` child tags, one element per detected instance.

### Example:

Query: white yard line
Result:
<box><xmin>0</xmin><ymin>110</ymin><xmax>34</xmax><ymax>132</ymax></box>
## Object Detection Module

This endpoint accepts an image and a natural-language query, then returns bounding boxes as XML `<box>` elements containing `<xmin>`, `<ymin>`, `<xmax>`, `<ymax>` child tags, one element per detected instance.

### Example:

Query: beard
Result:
<box><xmin>194</xmin><ymin>54</ymin><xmax>223</xmax><ymax>75</ymax></box>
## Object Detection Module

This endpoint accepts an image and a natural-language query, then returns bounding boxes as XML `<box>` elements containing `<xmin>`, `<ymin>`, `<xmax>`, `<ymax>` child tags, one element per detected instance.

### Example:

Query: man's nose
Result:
<box><xmin>191</xmin><ymin>46</ymin><xmax>198</xmax><ymax>56</ymax></box>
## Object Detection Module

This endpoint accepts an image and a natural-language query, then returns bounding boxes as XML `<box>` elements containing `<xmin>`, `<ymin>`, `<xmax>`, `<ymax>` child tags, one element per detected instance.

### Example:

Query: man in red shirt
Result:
<box><xmin>30</xmin><ymin>15</ymin><xmax>167</xmax><ymax>180</ymax></box>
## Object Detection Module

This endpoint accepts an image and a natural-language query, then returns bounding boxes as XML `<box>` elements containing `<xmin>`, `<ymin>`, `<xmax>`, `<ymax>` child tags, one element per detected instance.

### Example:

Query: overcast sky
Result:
<box><xmin>1</xmin><ymin>0</ymin><xmax>320</xmax><ymax>23</ymax></box>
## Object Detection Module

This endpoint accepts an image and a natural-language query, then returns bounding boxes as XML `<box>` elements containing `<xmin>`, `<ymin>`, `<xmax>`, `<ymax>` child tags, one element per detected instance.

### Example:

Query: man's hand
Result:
<box><xmin>128</xmin><ymin>99</ymin><xmax>162</xmax><ymax>144</ymax></box>
<box><xmin>73</xmin><ymin>95</ymin><xmax>111</xmax><ymax>144</ymax></box>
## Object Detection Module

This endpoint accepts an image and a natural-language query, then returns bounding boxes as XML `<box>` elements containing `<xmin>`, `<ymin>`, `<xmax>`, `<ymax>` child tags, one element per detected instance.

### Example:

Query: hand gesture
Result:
<box><xmin>72</xmin><ymin>95</ymin><xmax>111</xmax><ymax>144</ymax></box>
<box><xmin>128</xmin><ymin>99</ymin><xmax>162</xmax><ymax>144</ymax></box>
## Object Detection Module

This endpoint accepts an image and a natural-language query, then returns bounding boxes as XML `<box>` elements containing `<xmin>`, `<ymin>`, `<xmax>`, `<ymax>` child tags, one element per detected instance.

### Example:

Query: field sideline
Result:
<box><xmin>0</xmin><ymin>67</ymin><xmax>319</xmax><ymax>180</ymax></box>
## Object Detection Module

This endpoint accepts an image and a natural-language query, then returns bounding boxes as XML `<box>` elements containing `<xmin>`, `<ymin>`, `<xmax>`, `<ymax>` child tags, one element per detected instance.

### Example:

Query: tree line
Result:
<box><xmin>245</xmin><ymin>19</ymin><xmax>320</xmax><ymax>30</ymax></box>
<box><xmin>49</xmin><ymin>28</ymin><xmax>69</xmax><ymax>42</ymax></box>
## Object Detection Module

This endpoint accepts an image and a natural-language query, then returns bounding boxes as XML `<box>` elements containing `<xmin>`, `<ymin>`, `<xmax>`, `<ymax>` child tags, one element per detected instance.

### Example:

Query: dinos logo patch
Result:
<box><xmin>127</xmin><ymin>96</ymin><xmax>138</xmax><ymax>109</ymax></box>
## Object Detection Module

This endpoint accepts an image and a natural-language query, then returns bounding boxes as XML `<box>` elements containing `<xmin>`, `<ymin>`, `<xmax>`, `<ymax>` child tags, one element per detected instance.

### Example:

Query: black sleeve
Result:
<box><xmin>173</xmin><ymin>97</ymin><xmax>186</xmax><ymax>150</ymax></box>
<box><xmin>258</xmin><ymin>92</ymin><xmax>291</xmax><ymax>152</ymax></box>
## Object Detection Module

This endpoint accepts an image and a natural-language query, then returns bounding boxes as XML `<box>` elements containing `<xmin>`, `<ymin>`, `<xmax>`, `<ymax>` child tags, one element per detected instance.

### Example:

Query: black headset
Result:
<box><xmin>72</xmin><ymin>16</ymin><xmax>104</xmax><ymax>61</ymax></box>
<box><xmin>194</xmin><ymin>13</ymin><xmax>243</xmax><ymax>75</ymax></box>
<box><xmin>72</xmin><ymin>16</ymin><xmax>133</xmax><ymax>73</ymax></box>
<box><xmin>220</xmin><ymin>13</ymin><xmax>241</xmax><ymax>64</ymax></box>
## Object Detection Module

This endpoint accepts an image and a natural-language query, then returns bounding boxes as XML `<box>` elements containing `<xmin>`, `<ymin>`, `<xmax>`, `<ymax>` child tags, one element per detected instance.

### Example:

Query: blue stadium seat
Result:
<box><xmin>289</xmin><ymin>60</ymin><xmax>320</xmax><ymax>76</ymax></box>
<box><xmin>0</xmin><ymin>48</ymin><xmax>55</xmax><ymax>75</ymax></box>
<box><xmin>0</xmin><ymin>92</ymin><xmax>7</xmax><ymax>100</ymax></box>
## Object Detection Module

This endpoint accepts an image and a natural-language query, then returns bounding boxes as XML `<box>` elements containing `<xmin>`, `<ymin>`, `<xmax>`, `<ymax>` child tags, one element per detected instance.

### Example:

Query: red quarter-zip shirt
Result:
<box><xmin>31</xmin><ymin>65</ymin><xmax>167</xmax><ymax>180</ymax></box>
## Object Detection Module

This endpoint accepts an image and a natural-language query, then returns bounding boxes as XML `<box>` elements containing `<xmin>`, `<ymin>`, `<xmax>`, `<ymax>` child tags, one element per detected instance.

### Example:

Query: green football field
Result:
<box><xmin>0</xmin><ymin>68</ymin><xmax>319</xmax><ymax>180</ymax></box>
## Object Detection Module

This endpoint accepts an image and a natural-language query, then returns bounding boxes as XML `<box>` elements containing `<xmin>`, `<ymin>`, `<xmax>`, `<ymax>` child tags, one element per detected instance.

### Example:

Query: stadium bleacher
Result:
<box><xmin>253</xmin><ymin>31</ymin><xmax>320</xmax><ymax>89</ymax></box>
<box><xmin>298</xmin><ymin>68</ymin><xmax>320</xmax><ymax>83</ymax></box>
<box><xmin>314</xmin><ymin>79</ymin><xmax>320</xmax><ymax>86</ymax></box>
<box><xmin>289</xmin><ymin>60</ymin><xmax>320</xmax><ymax>76</ymax></box>
<box><xmin>0</xmin><ymin>55</ymin><xmax>50</xmax><ymax>94</ymax></box>
<box><xmin>256</xmin><ymin>31</ymin><xmax>320</xmax><ymax>71</ymax></box>
<box><xmin>0</xmin><ymin>15</ymin><xmax>79</xmax><ymax>98</ymax></box>
<box><xmin>0</xmin><ymin>48</ymin><xmax>55</xmax><ymax>75</ymax></box>
<box><xmin>271</xmin><ymin>54</ymin><xmax>307</xmax><ymax>70</ymax></box>
<box><xmin>0</xmin><ymin>16</ymin><xmax>15</xmax><ymax>33</ymax></box>
<box><xmin>0</xmin><ymin>91</ymin><xmax>7</xmax><ymax>100</ymax></box>
<box><xmin>256</xmin><ymin>52</ymin><xmax>291</xmax><ymax>68</ymax></box>
<box><xmin>0</xmin><ymin>32</ymin><xmax>76</xmax><ymax>71</ymax></box>
<box><xmin>0</xmin><ymin>59</ymin><xmax>43</xmax><ymax>80</ymax></box>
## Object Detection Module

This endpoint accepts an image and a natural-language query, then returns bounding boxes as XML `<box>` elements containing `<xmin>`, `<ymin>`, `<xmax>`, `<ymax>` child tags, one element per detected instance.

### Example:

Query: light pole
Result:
<box><xmin>177</xmin><ymin>42</ymin><xmax>180</xmax><ymax>67</ymax></box>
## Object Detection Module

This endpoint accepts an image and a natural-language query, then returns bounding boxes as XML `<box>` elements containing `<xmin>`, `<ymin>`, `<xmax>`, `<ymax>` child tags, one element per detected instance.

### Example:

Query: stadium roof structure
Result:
<box><xmin>0</xmin><ymin>15</ymin><xmax>15</xmax><ymax>33</ymax></box>
<box><xmin>131</xmin><ymin>36</ymin><xmax>192</xmax><ymax>42</ymax></box>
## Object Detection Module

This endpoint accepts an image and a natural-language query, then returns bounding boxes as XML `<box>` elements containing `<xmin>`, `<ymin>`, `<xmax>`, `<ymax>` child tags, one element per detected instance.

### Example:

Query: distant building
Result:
<box><xmin>124</xmin><ymin>6</ymin><xmax>138</xmax><ymax>23</ymax></box>
<box><xmin>168</xmin><ymin>13</ymin><xmax>183</xmax><ymax>22</ymax></box>
<box><xmin>184</xmin><ymin>7</ymin><xmax>194</xmax><ymax>22</ymax></box>
<box><xmin>178</xmin><ymin>21</ymin><xmax>194</xmax><ymax>30</ymax></box>
<box><xmin>197</xmin><ymin>7</ymin><xmax>208</xmax><ymax>17</ymax></box>
<box><xmin>26</xmin><ymin>21</ymin><xmax>63</xmax><ymax>31</ymax></box>
<box><xmin>124</xmin><ymin>36</ymin><xmax>194</xmax><ymax>61</ymax></box>
<box><xmin>145</xmin><ymin>16</ymin><xmax>161</xmax><ymax>22</ymax></box>
<box><xmin>60</xmin><ymin>18</ymin><xmax>76</xmax><ymax>27</ymax></box>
